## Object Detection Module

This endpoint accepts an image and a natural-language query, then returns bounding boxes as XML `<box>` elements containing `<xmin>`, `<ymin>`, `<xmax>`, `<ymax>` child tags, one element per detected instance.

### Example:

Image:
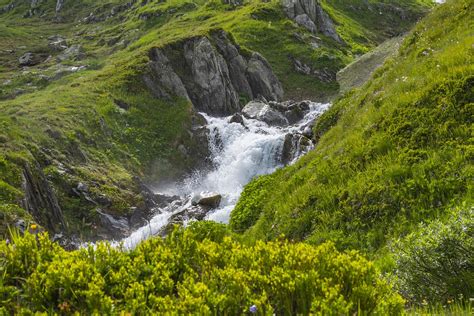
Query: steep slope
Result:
<box><xmin>0</xmin><ymin>0</ymin><xmax>431</xmax><ymax>241</ymax></box>
<box><xmin>231</xmin><ymin>0</ymin><xmax>473</xmax><ymax>252</ymax></box>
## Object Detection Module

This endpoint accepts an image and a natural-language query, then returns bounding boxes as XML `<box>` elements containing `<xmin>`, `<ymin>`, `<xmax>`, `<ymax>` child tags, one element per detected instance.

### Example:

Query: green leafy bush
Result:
<box><xmin>392</xmin><ymin>206</ymin><xmax>474</xmax><ymax>305</ymax></box>
<box><xmin>0</xmin><ymin>225</ymin><xmax>404</xmax><ymax>314</ymax></box>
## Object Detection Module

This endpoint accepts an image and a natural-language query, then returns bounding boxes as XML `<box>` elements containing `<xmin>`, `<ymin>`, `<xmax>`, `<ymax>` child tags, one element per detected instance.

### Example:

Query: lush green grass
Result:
<box><xmin>232</xmin><ymin>0</ymin><xmax>473</xmax><ymax>253</ymax></box>
<box><xmin>0</xmin><ymin>0</ymin><xmax>431</xmax><ymax>238</ymax></box>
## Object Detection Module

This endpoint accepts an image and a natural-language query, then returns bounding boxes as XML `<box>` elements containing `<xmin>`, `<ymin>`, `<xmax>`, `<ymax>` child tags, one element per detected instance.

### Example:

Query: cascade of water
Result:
<box><xmin>119</xmin><ymin>102</ymin><xmax>330</xmax><ymax>249</ymax></box>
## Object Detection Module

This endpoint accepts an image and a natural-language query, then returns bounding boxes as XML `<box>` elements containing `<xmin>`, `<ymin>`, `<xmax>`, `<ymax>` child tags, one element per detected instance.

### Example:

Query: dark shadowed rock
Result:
<box><xmin>144</xmin><ymin>48</ymin><xmax>190</xmax><ymax>100</ymax></box>
<box><xmin>229</xmin><ymin>113</ymin><xmax>245</xmax><ymax>126</ymax></box>
<box><xmin>22</xmin><ymin>163</ymin><xmax>65</xmax><ymax>233</ymax></box>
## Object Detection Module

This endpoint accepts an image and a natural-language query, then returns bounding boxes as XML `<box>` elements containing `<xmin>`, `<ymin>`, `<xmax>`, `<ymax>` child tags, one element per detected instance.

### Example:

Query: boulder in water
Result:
<box><xmin>242</xmin><ymin>101</ymin><xmax>289</xmax><ymax>126</ymax></box>
<box><xmin>191</xmin><ymin>192</ymin><xmax>222</xmax><ymax>208</ymax></box>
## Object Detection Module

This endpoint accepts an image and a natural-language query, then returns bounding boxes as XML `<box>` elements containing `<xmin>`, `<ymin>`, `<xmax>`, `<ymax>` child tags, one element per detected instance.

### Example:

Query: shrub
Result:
<box><xmin>0</xmin><ymin>224</ymin><xmax>404</xmax><ymax>314</ymax></box>
<box><xmin>392</xmin><ymin>206</ymin><xmax>474</xmax><ymax>304</ymax></box>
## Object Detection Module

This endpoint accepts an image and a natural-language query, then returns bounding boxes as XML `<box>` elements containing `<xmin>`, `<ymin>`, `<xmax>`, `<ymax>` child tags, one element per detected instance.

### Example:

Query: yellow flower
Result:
<box><xmin>30</xmin><ymin>224</ymin><xmax>38</xmax><ymax>230</ymax></box>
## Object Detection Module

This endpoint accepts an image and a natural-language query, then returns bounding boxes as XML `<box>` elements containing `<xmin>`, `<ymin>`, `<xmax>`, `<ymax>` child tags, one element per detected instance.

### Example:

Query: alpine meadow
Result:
<box><xmin>0</xmin><ymin>0</ymin><xmax>472</xmax><ymax>314</ymax></box>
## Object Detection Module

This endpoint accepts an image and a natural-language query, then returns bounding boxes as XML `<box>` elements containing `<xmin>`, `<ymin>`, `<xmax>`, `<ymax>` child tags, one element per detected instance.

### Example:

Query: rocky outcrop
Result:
<box><xmin>22</xmin><ymin>163</ymin><xmax>65</xmax><ymax>233</ymax></box>
<box><xmin>144</xmin><ymin>30</ymin><xmax>284</xmax><ymax>116</ymax></box>
<box><xmin>55</xmin><ymin>0</ymin><xmax>64</xmax><ymax>13</ymax></box>
<box><xmin>282</xmin><ymin>0</ymin><xmax>343</xmax><ymax>43</ymax></box>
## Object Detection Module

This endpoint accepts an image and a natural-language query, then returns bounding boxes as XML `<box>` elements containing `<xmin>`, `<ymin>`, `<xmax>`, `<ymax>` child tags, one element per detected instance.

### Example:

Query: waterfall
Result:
<box><xmin>119</xmin><ymin>102</ymin><xmax>330</xmax><ymax>249</ymax></box>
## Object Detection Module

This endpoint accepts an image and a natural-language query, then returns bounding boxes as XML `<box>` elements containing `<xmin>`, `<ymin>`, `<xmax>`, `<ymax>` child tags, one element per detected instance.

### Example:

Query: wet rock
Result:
<box><xmin>242</xmin><ymin>101</ymin><xmax>289</xmax><ymax>126</ymax></box>
<box><xmin>96</xmin><ymin>208</ymin><xmax>130</xmax><ymax>238</ymax></box>
<box><xmin>303</xmin><ymin>126</ymin><xmax>313</xmax><ymax>138</ymax></box>
<box><xmin>229</xmin><ymin>113</ymin><xmax>245</xmax><ymax>125</ymax></box>
<box><xmin>281</xmin><ymin>133</ymin><xmax>313</xmax><ymax>164</ymax></box>
<box><xmin>191</xmin><ymin>192</ymin><xmax>222</xmax><ymax>208</ymax></box>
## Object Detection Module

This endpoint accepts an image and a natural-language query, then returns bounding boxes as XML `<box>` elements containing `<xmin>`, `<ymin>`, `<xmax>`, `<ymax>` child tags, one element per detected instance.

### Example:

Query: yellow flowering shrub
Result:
<box><xmin>0</xmin><ymin>223</ymin><xmax>404</xmax><ymax>314</ymax></box>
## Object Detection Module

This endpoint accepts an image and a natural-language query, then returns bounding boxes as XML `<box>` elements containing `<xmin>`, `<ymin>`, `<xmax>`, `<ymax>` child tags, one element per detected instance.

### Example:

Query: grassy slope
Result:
<box><xmin>0</xmin><ymin>0</ymin><xmax>431</xmax><ymax>237</ymax></box>
<box><xmin>231</xmin><ymin>0</ymin><xmax>473</xmax><ymax>256</ymax></box>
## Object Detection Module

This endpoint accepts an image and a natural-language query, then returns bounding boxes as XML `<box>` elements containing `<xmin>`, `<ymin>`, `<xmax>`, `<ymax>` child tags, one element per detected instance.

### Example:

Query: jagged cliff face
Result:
<box><xmin>144</xmin><ymin>31</ymin><xmax>284</xmax><ymax>116</ymax></box>
<box><xmin>281</xmin><ymin>0</ymin><xmax>343</xmax><ymax>43</ymax></box>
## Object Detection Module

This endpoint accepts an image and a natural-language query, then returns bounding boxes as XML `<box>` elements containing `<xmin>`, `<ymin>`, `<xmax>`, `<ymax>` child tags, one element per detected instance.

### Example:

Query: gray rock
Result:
<box><xmin>229</xmin><ymin>113</ymin><xmax>245</xmax><ymax>125</ymax></box>
<box><xmin>184</xmin><ymin>37</ymin><xmax>241</xmax><ymax>115</ymax></box>
<box><xmin>48</xmin><ymin>35</ymin><xmax>67</xmax><ymax>51</ymax></box>
<box><xmin>57</xmin><ymin>45</ymin><xmax>84</xmax><ymax>62</ymax></box>
<box><xmin>281</xmin><ymin>133</ymin><xmax>312</xmax><ymax>164</ymax></box>
<box><xmin>19</xmin><ymin>53</ymin><xmax>40</xmax><ymax>66</ymax></box>
<box><xmin>96</xmin><ymin>209</ymin><xmax>129</xmax><ymax>237</ymax></box>
<box><xmin>77</xmin><ymin>182</ymin><xmax>89</xmax><ymax>192</ymax></box>
<box><xmin>247</xmin><ymin>53</ymin><xmax>284</xmax><ymax>102</ymax></box>
<box><xmin>56</xmin><ymin>0</ymin><xmax>65</xmax><ymax>13</ymax></box>
<box><xmin>303</xmin><ymin>126</ymin><xmax>313</xmax><ymax>138</ymax></box>
<box><xmin>294</xmin><ymin>14</ymin><xmax>317</xmax><ymax>33</ymax></box>
<box><xmin>22</xmin><ymin>163</ymin><xmax>65</xmax><ymax>233</ymax></box>
<box><xmin>281</xmin><ymin>0</ymin><xmax>343</xmax><ymax>43</ymax></box>
<box><xmin>191</xmin><ymin>192</ymin><xmax>222</xmax><ymax>208</ymax></box>
<box><xmin>242</xmin><ymin>101</ymin><xmax>289</xmax><ymax>126</ymax></box>
<box><xmin>212</xmin><ymin>30</ymin><xmax>254</xmax><ymax>100</ymax></box>
<box><xmin>144</xmin><ymin>48</ymin><xmax>189</xmax><ymax>100</ymax></box>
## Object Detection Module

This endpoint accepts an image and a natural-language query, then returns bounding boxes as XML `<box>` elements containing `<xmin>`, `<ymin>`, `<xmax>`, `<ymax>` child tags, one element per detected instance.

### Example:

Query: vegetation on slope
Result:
<box><xmin>0</xmin><ymin>0</ymin><xmax>431</xmax><ymax>239</ymax></box>
<box><xmin>0</xmin><ymin>223</ymin><xmax>404</xmax><ymax>314</ymax></box>
<box><xmin>232</xmin><ymin>0</ymin><xmax>473</xmax><ymax>253</ymax></box>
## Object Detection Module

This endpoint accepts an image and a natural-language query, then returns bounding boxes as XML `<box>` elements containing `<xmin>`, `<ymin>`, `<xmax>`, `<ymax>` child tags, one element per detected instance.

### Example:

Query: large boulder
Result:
<box><xmin>183</xmin><ymin>37</ymin><xmax>241</xmax><ymax>115</ymax></box>
<box><xmin>242</xmin><ymin>101</ymin><xmax>289</xmax><ymax>126</ymax></box>
<box><xmin>247</xmin><ymin>53</ymin><xmax>284</xmax><ymax>102</ymax></box>
<box><xmin>143</xmin><ymin>31</ymin><xmax>284</xmax><ymax>116</ymax></box>
<box><xmin>191</xmin><ymin>192</ymin><xmax>222</xmax><ymax>208</ymax></box>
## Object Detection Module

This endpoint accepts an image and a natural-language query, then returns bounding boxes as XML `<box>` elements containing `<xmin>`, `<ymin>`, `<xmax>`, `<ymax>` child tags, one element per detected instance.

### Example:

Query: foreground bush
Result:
<box><xmin>0</xmin><ymin>223</ymin><xmax>403</xmax><ymax>314</ymax></box>
<box><xmin>393</xmin><ymin>206</ymin><xmax>474</xmax><ymax>305</ymax></box>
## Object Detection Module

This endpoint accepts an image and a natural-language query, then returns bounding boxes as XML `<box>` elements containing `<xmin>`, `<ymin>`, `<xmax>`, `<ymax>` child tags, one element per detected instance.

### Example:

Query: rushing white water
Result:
<box><xmin>120</xmin><ymin>102</ymin><xmax>330</xmax><ymax>249</ymax></box>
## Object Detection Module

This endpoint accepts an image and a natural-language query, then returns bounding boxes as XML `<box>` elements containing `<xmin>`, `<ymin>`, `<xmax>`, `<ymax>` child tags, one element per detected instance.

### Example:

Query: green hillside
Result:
<box><xmin>1</xmin><ymin>0</ymin><xmax>473</xmax><ymax>314</ymax></box>
<box><xmin>232</xmin><ymin>0</ymin><xmax>473</xmax><ymax>253</ymax></box>
<box><xmin>0</xmin><ymin>0</ymin><xmax>431</xmax><ymax>239</ymax></box>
